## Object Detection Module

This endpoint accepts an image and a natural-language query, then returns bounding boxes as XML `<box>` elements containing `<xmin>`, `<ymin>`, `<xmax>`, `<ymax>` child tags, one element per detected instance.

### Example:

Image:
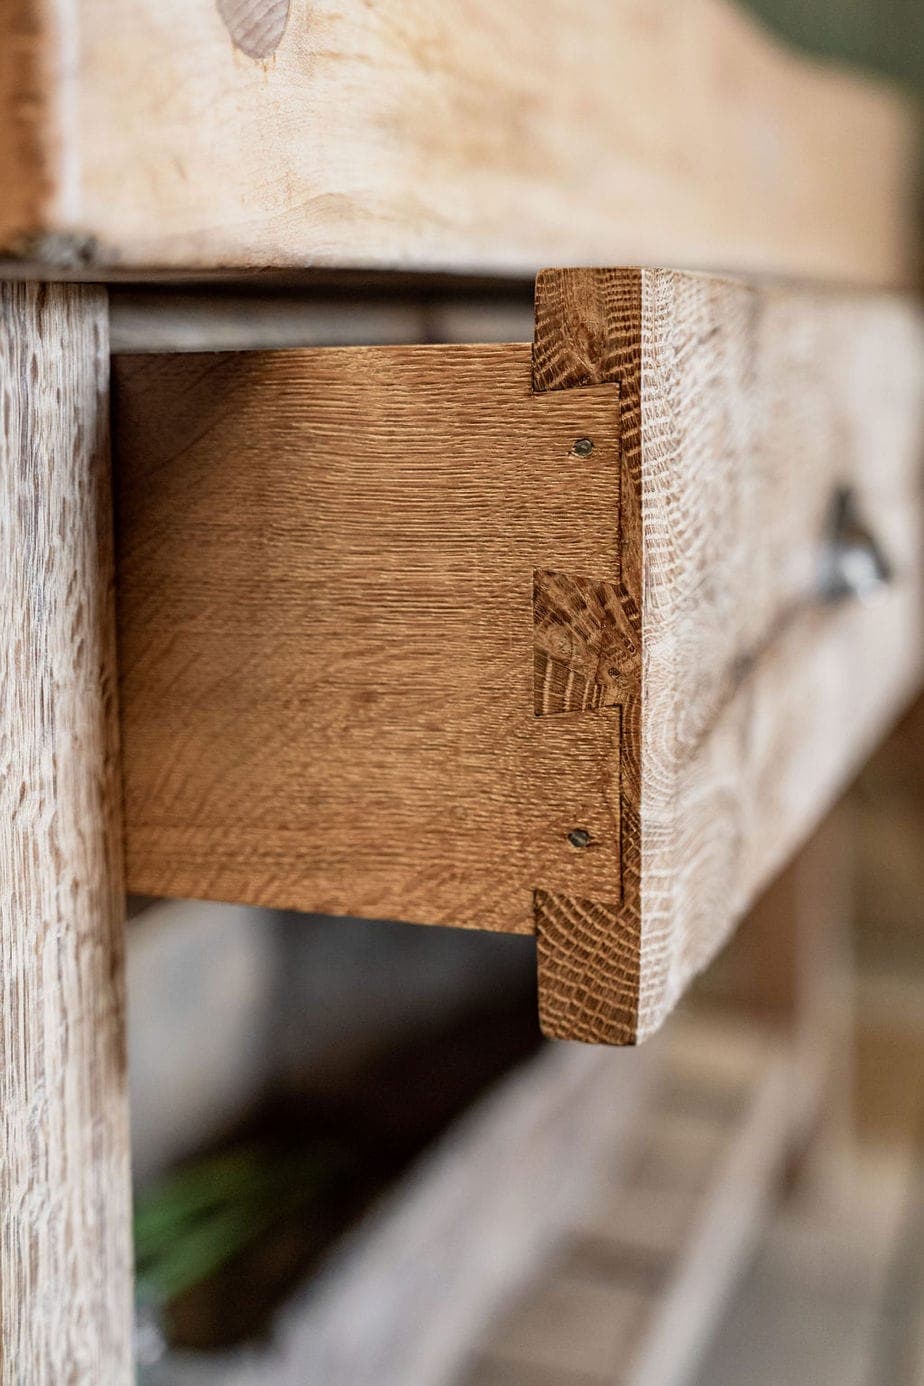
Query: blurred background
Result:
<box><xmin>122</xmin><ymin>3</ymin><xmax>923</xmax><ymax>1383</ymax></box>
<box><xmin>745</xmin><ymin>0</ymin><xmax>923</xmax><ymax>91</ymax></box>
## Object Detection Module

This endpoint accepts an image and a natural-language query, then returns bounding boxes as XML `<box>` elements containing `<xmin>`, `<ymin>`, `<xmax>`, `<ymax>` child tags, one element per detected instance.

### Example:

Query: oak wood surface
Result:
<box><xmin>465</xmin><ymin>1012</ymin><xmax>800</xmax><ymax>1386</ymax></box>
<box><xmin>114</xmin><ymin>271</ymin><xmax>924</xmax><ymax>1045</ymax></box>
<box><xmin>634</xmin><ymin>270</ymin><xmax>923</xmax><ymax>1039</ymax></box>
<box><xmin>115</xmin><ymin>345</ymin><xmax>624</xmax><ymax>934</ymax></box>
<box><xmin>0</xmin><ymin>285</ymin><xmax>132</xmax><ymax>1380</ymax></box>
<box><xmin>532</xmin><ymin>269</ymin><xmax>642</xmax><ymax>1043</ymax></box>
<box><xmin>533</xmin><ymin>268</ymin><xmax>923</xmax><ymax>1042</ymax></box>
<box><xmin>0</xmin><ymin>0</ymin><xmax>918</xmax><ymax>283</ymax></box>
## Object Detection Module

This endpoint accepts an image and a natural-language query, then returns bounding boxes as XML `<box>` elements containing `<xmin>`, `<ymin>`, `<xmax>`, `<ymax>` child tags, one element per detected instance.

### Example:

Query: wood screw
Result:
<box><xmin>572</xmin><ymin>437</ymin><xmax>594</xmax><ymax>457</ymax></box>
<box><xmin>568</xmin><ymin>827</ymin><xmax>591</xmax><ymax>848</ymax></box>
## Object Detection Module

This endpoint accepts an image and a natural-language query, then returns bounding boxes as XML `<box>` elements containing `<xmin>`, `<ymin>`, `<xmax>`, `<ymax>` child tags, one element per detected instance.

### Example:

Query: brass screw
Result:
<box><xmin>572</xmin><ymin>437</ymin><xmax>594</xmax><ymax>458</ymax></box>
<box><xmin>568</xmin><ymin>828</ymin><xmax>591</xmax><ymax>849</ymax></box>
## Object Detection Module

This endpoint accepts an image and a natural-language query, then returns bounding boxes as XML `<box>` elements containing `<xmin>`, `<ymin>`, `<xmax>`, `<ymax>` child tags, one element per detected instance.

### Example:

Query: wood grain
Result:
<box><xmin>534</xmin><ymin>890</ymin><xmax>639</xmax><ymax>1045</ymax></box>
<box><xmin>114</xmin><ymin>273</ymin><xmax>923</xmax><ymax>1046</ymax></box>
<box><xmin>532</xmin><ymin>269</ymin><xmax>644</xmax><ymax>1043</ymax></box>
<box><xmin>532</xmin><ymin>268</ymin><xmax>923</xmax><ymax>1044</ymax></box>
<box><xmin>634</xmin><ymin>270</ymin><xmax>923</xmax><ymax>1039</ymax></box>
<box><xmin>0</xmin><ymin>285</ymin><xmax>132</xmax><ymax>1380</ymax></box>
<box><xmin>0</xmin><ymin>0</ymin><xmax>918</xmax><ymax>282</ymax></box>
<box><xmin>115</xmin><ymin>345</ymin><xmax>624</xmax><ymax>934</ymax></box>
<box><xmin>533</xmin><ymin>570</ymin><xmax>639</xmax><ymax>716</ymax></box>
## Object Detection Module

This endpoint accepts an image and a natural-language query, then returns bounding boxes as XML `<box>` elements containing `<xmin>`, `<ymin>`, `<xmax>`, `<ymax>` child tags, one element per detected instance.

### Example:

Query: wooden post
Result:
<box><xmin>0</xmin><ymin>285</ymin><xmax>133</xmax><ymax>1381</ymax></box>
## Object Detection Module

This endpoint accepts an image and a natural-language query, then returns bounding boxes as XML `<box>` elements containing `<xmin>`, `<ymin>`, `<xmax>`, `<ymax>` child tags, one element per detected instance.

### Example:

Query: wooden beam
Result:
<box><xmin>1</xmin><ymin>0</ymin><xmax>918</xmax><ymax>284</ymax></box>
<box><xmin>0</xmin><ymin>285</ymin><xmax>132</xmax><ymax>1380</ymax></box>
<box><xmin>634</xmin><ymin>270</ymin><xmax>921</xmax><ymax>1039</ymax></box>
<box><xmin>534</xmin><ymin>268</ymin><xmax>923</xmax><ymax>1041</ymax></box>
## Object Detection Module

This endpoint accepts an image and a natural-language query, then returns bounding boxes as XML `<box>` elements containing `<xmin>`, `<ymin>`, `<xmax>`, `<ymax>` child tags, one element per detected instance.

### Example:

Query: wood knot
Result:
<box><xmin>217</xmin><ymin>0</ymin><xmax>290</xmax><ymax>58</ymax></box>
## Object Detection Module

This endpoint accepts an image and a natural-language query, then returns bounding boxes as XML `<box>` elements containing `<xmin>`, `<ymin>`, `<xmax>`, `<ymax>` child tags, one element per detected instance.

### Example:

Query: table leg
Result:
<box><xmin>0</xmin><ymin>284</ymin><xmax>132</xmax><ymax>1382</ymax></box>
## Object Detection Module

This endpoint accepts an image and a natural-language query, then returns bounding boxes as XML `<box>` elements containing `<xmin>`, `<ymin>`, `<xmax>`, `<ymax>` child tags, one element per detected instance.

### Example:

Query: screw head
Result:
<box><xmin>568</xmin><ymin>827</ymin><xmax>592</xmax><ymax>849</ymax></box>
<box><xmin>572</xmin><ymin>437</ymin><xmax>594</xmax><ymax>458</ymax></box>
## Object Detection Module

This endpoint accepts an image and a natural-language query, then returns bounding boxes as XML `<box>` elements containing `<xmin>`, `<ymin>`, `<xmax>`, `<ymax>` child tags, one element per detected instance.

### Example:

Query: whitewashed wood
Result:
<box><xmin>108</xmin><ymin>292</ymin><xmax>433</xmax><ymax>354</ymax></box>
<box><xmin>113</xmin><ymin>273</ymin><xmax>924</xmax><ymax>1046</ymax></box>
<box><xmin>106</xmin><ymin>290</ymin><xmax>536</xmax><ymax>354</ymax></box>
<box><xmin>142</xmin><ymin>1040</ymin><xmax>654</xmax><ymax>1386</ymax></box>
<box><xmin>0</xmin><ymin>284</ymin><xmax>132</xmax><ymax>1382</ymax></box>
<box><xmin>0</xmin><ymin>0</ymin><xmax>917</xmax><ymax>284</ymax></box>
<box><xmin>636</xmin><ymin>273</ymin><xmax>924</xmax><ymax>1039</ymax></box>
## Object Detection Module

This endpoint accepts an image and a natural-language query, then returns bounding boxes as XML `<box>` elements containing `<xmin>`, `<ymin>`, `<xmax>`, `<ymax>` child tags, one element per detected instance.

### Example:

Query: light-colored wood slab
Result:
<box><xmin>0</xmin><ymin>285</ymin><xmax>132</xmax><ymax>1380</ymax></box>
<box><xmin>1</xmin><ymin>0</ymin><xmax>918</xmax><ymax>283</ymax></box>
<box><xmin>116</xmin><ymin>345</ymin><xmax>625</xmax><ymax>940</ymax></box>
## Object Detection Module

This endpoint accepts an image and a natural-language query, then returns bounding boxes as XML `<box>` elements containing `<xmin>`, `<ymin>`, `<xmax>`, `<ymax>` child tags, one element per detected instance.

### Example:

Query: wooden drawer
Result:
<box><xmin>114</xmin><ymin>268</ymin><xmax>924</xmax><ymax>1045</ymax></box>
